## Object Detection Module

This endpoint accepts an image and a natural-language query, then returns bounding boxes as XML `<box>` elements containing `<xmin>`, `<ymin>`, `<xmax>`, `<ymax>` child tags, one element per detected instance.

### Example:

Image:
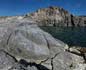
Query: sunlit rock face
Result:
<box><xmin>0</xmin><ymin>20</ymin><xmax>85</xmax><ymax>70</ymax></box>
<box><xmin>0</xmin><ymin>22</ymin><xmax>68</xmax><ymax>70</ymax></box>
<box><xmin>26</xmin><ymin>6</ymin><xmax>70</xmax><ymax>26</ymax></box>
<box><xmin>0</xmin><ymin>23</ymin><xmax>67</xmax><ymax>62</ymax></box>
<box><xmin>25</xmin><ymin>6</ymin><xmax>86</xmax><ymax>27</ymax></box>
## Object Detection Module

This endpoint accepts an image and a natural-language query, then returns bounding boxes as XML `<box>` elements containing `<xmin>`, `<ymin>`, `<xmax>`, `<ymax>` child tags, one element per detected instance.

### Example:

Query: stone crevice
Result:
<box><xmin>6</xmin><ymin>32</ymin><xmax>12</xmax><ymax>45</ymax></box>
<box><xmin>51</xmin><ymin>53</ymin><xmax>61</xmax><ymax>70</ymax></box>
<box><xmin>42</xmin><ymin>33</ymin><xmax>50</xmax><ymax>49</ymax></box>
<box><xmin>39</xmin><ymin>58</ymin><xmax>49</xmax><ymax>64</ymax></box>
<box><xmin>0</xmin><ymin>49</ymin><xmax>18</xmax><ymax>62</ymax></box>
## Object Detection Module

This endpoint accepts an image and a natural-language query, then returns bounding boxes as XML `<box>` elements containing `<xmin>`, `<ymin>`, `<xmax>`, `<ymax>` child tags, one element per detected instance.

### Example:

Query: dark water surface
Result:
<box><xmin>40</xmin><ymin>27</ymin><xmax>86</xmax><ymax>47</ymax></box>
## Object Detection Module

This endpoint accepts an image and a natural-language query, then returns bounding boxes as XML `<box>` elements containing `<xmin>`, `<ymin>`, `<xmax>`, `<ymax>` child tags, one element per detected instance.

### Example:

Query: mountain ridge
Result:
<box><xmin>25</xmin><ymin>6</ymin><xmax>86</xmax><ymax>27</ymax></box>
<box><xmin>0</xmin><ymin>6</ymin><xmax>86</xmax><ymax>27</ymax></box>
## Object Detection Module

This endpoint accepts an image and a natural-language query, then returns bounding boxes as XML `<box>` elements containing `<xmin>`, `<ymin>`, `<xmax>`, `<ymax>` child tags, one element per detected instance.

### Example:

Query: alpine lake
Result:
<box><xmin>40</xmin><ymin>26</ymin><xmax>86</xmax><ymax>47</ymax></box>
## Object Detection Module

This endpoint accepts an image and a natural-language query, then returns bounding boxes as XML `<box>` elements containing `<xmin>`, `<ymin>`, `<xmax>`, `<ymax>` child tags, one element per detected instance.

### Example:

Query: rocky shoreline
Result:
<box><xmin>0</xmin><ymin>21</ymin><xmax>85</xmax><ymax>70</ymax></box>
<box><xmin>0</xmin><ymin>6</ymin><xmax>85</xmax><ymax>70</ymax></box>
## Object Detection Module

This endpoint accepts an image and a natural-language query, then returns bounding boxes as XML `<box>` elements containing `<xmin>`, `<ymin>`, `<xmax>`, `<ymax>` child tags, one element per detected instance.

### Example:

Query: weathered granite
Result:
<box><xmin>0</xmin><ymin>22</ymin><xmax>68</xmax><ymax>70</ymax></box>
<box><xmin>0</xmin><ymin>24</ymin><xmax>86</xmax><ymax>70</ymax></box>
<box><xmin>0</xmin><ymin>14</ymin><xmax>85</xmax><ymax>70</ymax></box>
<box><xmin>0</xmin><ymin>50</ymin><xmax>17</xmax><ymax>70</ymax></box>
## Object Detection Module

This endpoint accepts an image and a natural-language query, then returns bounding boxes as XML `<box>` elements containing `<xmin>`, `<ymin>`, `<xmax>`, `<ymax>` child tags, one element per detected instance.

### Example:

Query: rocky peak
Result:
<box><xmin>0</xmin><ymin>6</ymin><xmax>85</xmax><ymax>27</ymax></box>
<box><xmin>25</xmin><ymin>6</ymin><xmax>86</xmax><ymax>27</ymax></box>
<box><xmin>29</xmin><ymin>6</ymin><xmax>69</xmax><ymax>16</ymax></box>
<box><xmin>25</xmin><ymin>6</ymin><xmax>72</xmax><ymax>26</ymax></box>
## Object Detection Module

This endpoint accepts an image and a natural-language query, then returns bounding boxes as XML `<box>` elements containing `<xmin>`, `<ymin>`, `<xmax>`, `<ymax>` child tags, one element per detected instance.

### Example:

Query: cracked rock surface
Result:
<box><xmin>0</xmin><ymin>21</ymin><xmax>85</xmax><ymax>70</ymax></box>
<box><xmin>0</xmin><ymin>50</ymin><xmax>17</xmax><ymax>70</ymax></box>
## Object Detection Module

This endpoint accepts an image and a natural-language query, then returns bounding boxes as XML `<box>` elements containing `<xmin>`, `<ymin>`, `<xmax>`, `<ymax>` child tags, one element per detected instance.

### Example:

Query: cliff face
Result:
<box><xmin>26</xmin><ymin>6</ymin><xmax>86</xmax><ymax>27</ymax></box>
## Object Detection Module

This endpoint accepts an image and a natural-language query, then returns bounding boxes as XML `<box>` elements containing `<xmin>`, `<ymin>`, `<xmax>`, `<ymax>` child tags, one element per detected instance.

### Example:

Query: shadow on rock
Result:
<box><xmin>19</xmin><ymin>59</ymin><xmax>50</xmax><ymax>70</ymax></box>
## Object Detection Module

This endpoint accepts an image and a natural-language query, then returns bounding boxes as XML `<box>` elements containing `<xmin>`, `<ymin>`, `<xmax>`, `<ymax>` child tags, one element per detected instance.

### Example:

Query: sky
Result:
<box><xmin>0</xmin><ymin>0</ymin><xmax>85</xmax><ymax>16</ymax></box>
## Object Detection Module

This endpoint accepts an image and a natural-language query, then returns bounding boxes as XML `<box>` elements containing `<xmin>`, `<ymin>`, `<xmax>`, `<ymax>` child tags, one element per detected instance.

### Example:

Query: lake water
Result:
<box><xmin>40</xmin><ymin>27</ymin><xmax>86</xmax><ymax>47</ymax></box>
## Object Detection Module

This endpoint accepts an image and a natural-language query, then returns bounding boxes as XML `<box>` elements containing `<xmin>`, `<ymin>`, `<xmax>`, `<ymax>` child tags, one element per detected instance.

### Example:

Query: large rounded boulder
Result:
<box><xmin>0</xmin><ymin>23</ymin><xmax>67</xmax><ymax>62</ymax></box>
